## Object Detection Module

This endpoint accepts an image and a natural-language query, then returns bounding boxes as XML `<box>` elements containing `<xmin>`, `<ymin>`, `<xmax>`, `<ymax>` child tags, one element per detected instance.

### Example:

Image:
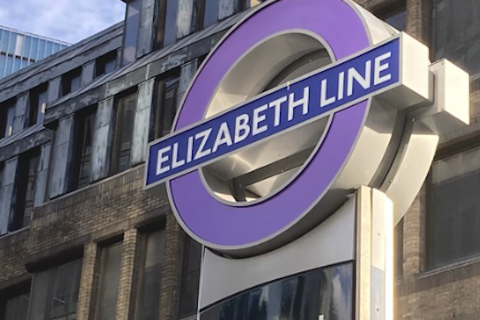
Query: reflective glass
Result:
<box><xmin>5</xmin><ymin>56</ymin><xmax>13</xmax><ymax>75</ymax></box>
<box><xmin>4</xmin><ymin>293</ymin><xmax>29</xmax><ymax>320</ymax></box>
<box><xmin>38</xmin><ymin>39</ymin><xmax>46</xmax><ymax>59</ymax></box>
<box><xmin>427</xmin><ymin>147</ymin><xmax>480</xmax><ymax>268</ymax></box>
<box><xmin>23</xmin><ymin>36</ymin><xmax>31</xmax><ymax>57</ymax></box>
<box><xmin>7</xmin><ymin>31</ymin><xmax>16</xmax><ymax>55</ymax></box>
<box><xmin>52</xmin><ymin>42</ymin><xmax>60</xmax><ymax>53</ymax></box>
<box><xmin>385</xmin><ymin>9</ymin><xmax>406</xmax><ymax>31</ymax></box>
<box><xmin>203</xmin><ymin>0</ymin><xmax>219</xmax><ymax>28</ymax></box>
<box><xmin>434</xmin><ymin>0</ymin><xmax>480</xmax><ymax>76</ymax></box>
<box><xmin>201</xmin><ymin>263</ymin><xmax>353</xmax><ymax>320</ymax></box>
<box><xmin>30</xmin><ymin>37</ymin><xmax>39</xmax><ymax>60</ymax></box>
<box><xmin>1</xmin><ymin>31</ymin><xmax>10</xmax><ymax>52</ymax></box>
<box><xmin>163</xmin><ymin>0</ymin><xmax>178</xmax><ymax>46</ymax></box>
<box><xmin>13</xmin><ymin>57</ymin><xmax>21</xmax><ymax>73</ymax></box>
<box><xmin>45</xmin><ymin>40</ymin><xmax>53</xmax><ymax>56</ymax></box>
<box><xmin>0</xmin><ymin>54</ymin><xmax>6</xmax><ymax>77</ymax></box>
<box><xmin>122</xmin><ymin>0</ymin><xmax>141</xmax><ymax>66</ymax></box>
<box><xmin>96</xmin><ymin>243</ymin><xmax>123</xmax><ymax>320</ymax></box>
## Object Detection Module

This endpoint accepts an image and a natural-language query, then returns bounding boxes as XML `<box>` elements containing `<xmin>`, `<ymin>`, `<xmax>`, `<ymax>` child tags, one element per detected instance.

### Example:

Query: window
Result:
<box><xmin>179</xmin><ymin>237</ymin><xmax>202</xmax><ymax>319</ymax></box>
<box><xmin>122</xmin><ymin>0</ymin><xmax>141</xmax><ymax>66</ymax></box>
<box><xmin>96</xmin><ymin>242</ymin><xmax>123</xmax><ymax>320</ymax></box>
<box><xmin>375</xmin><ymin>2</ymin><xmax>406</xmax><ymax>31</ymax></box>
<box><xmin>427</xmin><ymin>147</ymin><xmax>480</xmax><ymax>268</ymax></box>
<box><xmin>71</xmin><ymin>107</ymin><xmax>96</xmax><ymax>191</ymax></box>
<box><xmin>155</xmin><ymin>0</ymin><xmax>178</xmax><ymax>48</ymax></box>
<box><xmin>0</xmin><ymin>283</ymin><xmax>30</xmax><ymax>320</ymax></box>
<box><xmin>433</xmin><ymin>0</ymin><xmax>480</xmax><ymax>77</ymax></box>
<box><xmin>150</xmin><ymin>75</ymin><xmax>179</xmax><ymax>141</ymax></box>
<box><xmin>197</xmin><ymin>0</ymin><xmax>219</xmax><ymax>30</ymax></box>
<box><xmin>28</xmin><ymin>259</ymin><xmax>82</xmax><ymax>320</ymax></box>
<box><xmin>136</xmin><ymin>230</ymin><xmax>165</xmax><ymax>320</ymax></box>
<box><xmin>0</xmin><ymin>99</ymin><xmax>15</xmax><ymax>139</ymax></box>
<box><xmin>111</xmin><ymin>90</ymin><xmax>137</xmax><ymax>175</ymax></box>
<box><xmin>394</xmin><ymin>218</ymin><xmax>403</xmax><ymax>277</ymax></box>
<box><xmin>62</xmin><ymin>68</ymin><xmax>82</xmax><ymax>96</ymax></box>
<box><xmin>10</xmin><ymin>149</ymin><xmax>40</xmax><ymax>232</ymax></box>
<box><xmin>96</xmin><ymin>51</ymin><xmax>117</xmax><ymax>77</ymax></box>
<box><xmin>29</xmin><ymin>83</ymin><xmax>48</xmax><ymax>126</ymax></box>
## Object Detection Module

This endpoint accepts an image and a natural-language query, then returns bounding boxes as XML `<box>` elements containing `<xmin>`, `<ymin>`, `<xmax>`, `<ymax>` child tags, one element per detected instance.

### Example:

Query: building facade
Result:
<box><xmin>0</xmin><ymin>25</ymin><xmax>69</xmax><ymax>79</ymax></box>
<box><xmin>0</xmin><ymin>0</ymin><xmax>479</xmax><ymax>319</ymax></box>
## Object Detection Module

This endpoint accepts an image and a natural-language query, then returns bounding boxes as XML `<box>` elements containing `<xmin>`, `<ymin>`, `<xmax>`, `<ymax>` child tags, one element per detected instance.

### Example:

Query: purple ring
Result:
<box><xmin>169</xmin><ymin>0</ymin><xmax>371</xmax><ymax>248</ymax></box>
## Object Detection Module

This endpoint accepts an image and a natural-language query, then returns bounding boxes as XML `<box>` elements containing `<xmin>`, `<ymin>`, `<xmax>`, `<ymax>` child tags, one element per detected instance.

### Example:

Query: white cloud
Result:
<box><xmin>0</xmin><ymin>0</ymin><xmax>125</xmax><ymax>44</ymax></box>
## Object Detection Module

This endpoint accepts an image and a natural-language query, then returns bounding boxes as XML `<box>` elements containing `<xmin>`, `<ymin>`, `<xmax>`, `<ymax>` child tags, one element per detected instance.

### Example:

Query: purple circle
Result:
<box><xmin>169</xmin><ymin>0</ymin><xmax>371</xmax><ymax>248</ymax></box>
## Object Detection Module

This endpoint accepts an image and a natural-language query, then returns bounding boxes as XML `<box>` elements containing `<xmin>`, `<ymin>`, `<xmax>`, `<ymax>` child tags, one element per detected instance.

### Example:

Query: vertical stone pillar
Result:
<box><xmin>137</xmin><ymin>0</ymin><xmax>156</xmax><ymax>57</ymax></box>
<box><xmin>116</xmin><ymin>229</ymin><xmax>141</xmax><ymax>320</ymax></box>
<box><xmin>76</xmin><ymin>242</ymin><xmax>100</xmax><ymax>320</ymax></box>
<box><xmin>49</xmin><ymin>115</ymin><xmax>75</xmax><ymax>198</ymax></box>
<box><xmin>159</xmin><ymin>213</ymin><xmax>186</xmax><ymax>320</ymax></box>
<box><xmin>131</xmin><ymin>78</ymin><xmax>155</xmax><ymax>165</ymax></box>
<box><xmin>0</xmin><ymin>157</ymin><xmax>18</xmax><ymax>235</ymax></box>
<box><xmin>91</xmin><ymin>97</ymin><xmax>115</xmax><ymax>182</ymax></box>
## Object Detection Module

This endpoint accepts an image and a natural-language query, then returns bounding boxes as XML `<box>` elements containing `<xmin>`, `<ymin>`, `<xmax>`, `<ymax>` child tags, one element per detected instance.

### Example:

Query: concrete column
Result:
<box><xmin>137</xmin><ymin>0</ymin><xmax>156</xmax><ymax>57</ymax></box>
<box><xmin>82</xmin><ymin>61</ymin><xmax>96</xmax><ymax>87</ymax></box>
<box><xmin>177</xmin><ymin>59</ymin><xmax>199</xmax><ymax>109</ymax></box>
<box><xmin>0</xmin><ymin>157</ymin><xmax>18</xmax><ymax>235</ymax></box>
<box><xmin>49</xmin><ymin>115</ymin><xmax>75</xmax><ymax>199</ymax></box>
<box><xmin>91</xmin><ymin>97</ymin><xmax>115</xmax><ymax>182</ymax></box>
<box><xmin>218</xmin><ymin>0</ymin><xmax>239</xmax><ymax>20</ymax></box>
<box><xmin>116</xmin><ymin>229</ymin><xmax>141</xmax><ymax>320</ymax></box>
<box><xmin>131</xmin><ymin>78</ymin><xmax>155</xmax><ymax>165</ymax></box>
<box><xmin>177</xmin><ymin>0</ymin><xmax>196</xmax><ymax>39</ymax></box>
<box><xmin>12</xmin><ymin>93</ymin><xmax>28</xmax><ymax>134</ymax></box>
<box><xmin>47</xmin><ymin>76</ymin><xmax>62</xmax><ymax>103</ymax></box>
<box><xmin>33</xmin><ymin>143</ymin><xmax>51</xmax><ymax>207</ymax></box>
<box><xmin>159</xmin><ymin>214</ymin><xmax>186</xmax><ymax>320</ymax></box>
<box><xmin>76</xmin><ymin>242</ymin><xmax>100</xmax><ymax>320</ymax></box>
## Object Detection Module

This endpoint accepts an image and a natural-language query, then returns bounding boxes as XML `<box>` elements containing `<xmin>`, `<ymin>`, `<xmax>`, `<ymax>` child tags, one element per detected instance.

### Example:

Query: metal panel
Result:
<box><xmin>0</xmin><ymin>157</ymin><xmax>18</xmax><ymax>235</ymax></box>
<box><xmin>199</xmin><ymin>195</ymin><xmax>356</xmax><ymax>309</ymax></box>
<box><xmin>49</xmin><ymin>115</ymin><xmax>75</xmax><ymax>199</ymax></box>
<box><xmin>137</xmin><ymin>0</ymin><xmax>156</xmax><ymax>57</ymax></box>
<box><xmin>131</xmin><ymin>78</ymin><xmax>155</xmax><ymax>165</ymax></box>
<box><xmin>12</xmin><ymin>93</ymin><xmax>28</xmax><ymax>134</ymax></box>
<box><xmin>90</xmin><ymin>97</ymin><xmax>115</xmax><ymax>182</ymax></box>
<box><xmin>34</xmin><ymin>142</ymin><xmax>51</xmax><ymax>207</ymax></box>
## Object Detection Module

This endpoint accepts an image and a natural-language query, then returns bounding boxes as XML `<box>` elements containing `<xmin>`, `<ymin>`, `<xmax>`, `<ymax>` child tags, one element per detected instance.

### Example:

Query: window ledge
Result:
<box><xmin>419</xmin><ymin>255</ymin><xmax>480</xmax><ymax>279</ymax></box>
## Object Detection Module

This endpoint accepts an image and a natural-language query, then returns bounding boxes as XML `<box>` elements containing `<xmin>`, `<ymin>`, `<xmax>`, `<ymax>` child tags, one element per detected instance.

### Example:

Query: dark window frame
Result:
<box><xmin>10</xmin><ymin>148</ymin><xmax>41</xmax><ymax>232</ymax></box>
<box><xmin>122</xmin><ymin>0</ymin><xmax>142</xmax><ymax>66</ymax></box>
<box><xmin>150</xmin><ymin>71</ymin><xmax>179</xmax><ymax>142</ymax></box>
<box><xmin>0</xmin><ymin>98</ymin><xmax>15</xmax><ymax>139</ymax></box>
<box><xmin>28</xmin><ymin>83</ymin><xmax>48</xmax><ymax>126</ymax></box>
<box><xmin>0</xmin><ymin>281</ymin><xmax>31</xmax><ymax>320</ymax></box>
<box><xmin>110</xmin><ymin>88</ymin><xmax>138</xmax><ymax>175</ymax></box>
<box><xmin>95</xmin><ymin>50</ymin><xmax>118</xmax><ymax>77</ymax></box>
<box><xmin>70</xmin><ymin>106</ymin><xmax>97</xmax><ymax>191</ymax></box>
<box><xmin>61</xmin><ymin>67</ymin><xmax>82</xmax><ymax>96</ymax></box>
<box><xmin>178</xmin><ymin>237</ymin><xmax>202</xmax><ymax>319</ymax></box>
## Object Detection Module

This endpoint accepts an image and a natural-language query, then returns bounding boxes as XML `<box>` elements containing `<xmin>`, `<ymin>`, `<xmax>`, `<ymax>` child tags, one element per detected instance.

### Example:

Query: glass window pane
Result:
<box><xmin>112</xmin><ymin>92</ymin><xmax>137</xmax><ymax>174</ymax></box>
<box><xmin>427</xmin><ymin>147</ymin><xmax>480</xmax><ymax>268</ymax></box>
<box><xmin>1</xmin><ymin>31</ymin><xmax>10</xmax><ymax>53</ymax></box>
<box><xmin>30</xmin><ymin>37</ymin><xmax>39</xmax><ymax>61</ymax></box>
<box><xmin>5</xmin><ymin>56</ymin><xmax>13</xmax><ymax>75</ymax></box>
<box><xmin>7</xmin><ymin>32</ymin><xmax>16</xmax><ymax>55</ymax></box>
<box><xmin>122</xmin><ymin>0</ymin><xmax>141</xmax><ymax>66</ymax></box>
<box><xmin>384</xmin><ymin>9</ymin><xmax>406</xmax><ymax>31</ymax></box>
<box><xmin>13</xmin><ymin>57</ymin><xmax>21</xmax><ymax>73</ymax></box>
<box><xmin>4</xmin><ymin>293</ymin><xmax>29</xmax><ymax>320</ymax></box>
<box><xmin>96</xmin><ymin>243</ymin><xmax>123</xmax><ymax>320</ymax></box>
<box><xmin>179</xmin><ymin>238</ymin><xmax>202</xmax><ymax>318</ymax></box>
<box><xmin>203</xmin><ymin>0</ymin><xmax>219</xmax><ymax>28</ymax></box>
<box><xmin>434</xmin><ymin>0</ymin><xmax>480</xmax><ymax>76</ymax></box>
<box><xmin>45</xmin><ymin>41</ymin><xmax>53</xmax><ymax>56</ymax></box>
<box><xmin>29</xmin><ymin>270</ymin><xmax>51</xmax><ymax>320</ymax></box>
<box><xmin>49</xmin><ymin>260</ymin><xmax>82</xmax><ymax>320</ymax></box>
<box><xmin>75</xmin><ymin>110</ymin><xmax>96</xmax><ymax>190</ymax></box>
<box><xmin>23</xmin><ymin>36</ymin><xmax>31</xmax><ymax>57</ymax></box>
<box><xmin>163</xmin><ymin>0</ymin><xmax>178</xmax><ymax>46</ymax></box>
<box><xmin>0</xmin><ymin>54</ymin><xmax>6</xmax><ymax>77</ymax></box>
<box><xmin>137</xmin><ymin>230</ymin><xmax>165</xmax><ymax>320</ymax></box>
<box><xmin>38</xmin><ymin>39</ymin><xmax>46</xmax><ymax>60</ymax></box>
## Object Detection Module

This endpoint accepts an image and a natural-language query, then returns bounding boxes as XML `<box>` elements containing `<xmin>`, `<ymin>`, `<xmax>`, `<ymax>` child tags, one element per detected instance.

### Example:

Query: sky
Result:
<box><xmin>0</xmin><ymin>0</ymin><xmax>126</xmax><ymax>44</ymax></box>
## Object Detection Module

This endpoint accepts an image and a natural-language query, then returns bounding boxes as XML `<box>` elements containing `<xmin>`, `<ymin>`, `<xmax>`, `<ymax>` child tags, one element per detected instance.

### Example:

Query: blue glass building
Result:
<box><xmin>0</xmin><ymin>25</ymin><xmax>69</xmax><ymax>78</ymax></box>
